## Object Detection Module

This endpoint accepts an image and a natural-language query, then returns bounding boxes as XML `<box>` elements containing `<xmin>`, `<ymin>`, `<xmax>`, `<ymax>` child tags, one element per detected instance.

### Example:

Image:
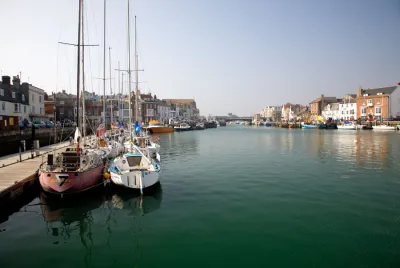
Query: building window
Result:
<box><xmin>32</xmin><ymin>94</ymin><xmax>34</xmax><ymax>102</ymax></box>
<box><xmin>376</xmin><ymin>99</ymin><xmax>380</xmax><ymax>104</ymax></box>
<box><xmin>361</xmin><ymin>107</ymin><xmax>367</xmax><ymax>114</ymax></box>
<box><xmin>12</xmin><ymin>92</ymin><xmax>16</xmax><ymax>98</ymax></box>
<box><xmin>14</xmin><ymin>103</ymin><xmax>19</xmax><ymax>112</ymax></box>
<box><xmin>39</xmin><ymin>96</ymin><xmax>42</xmax><ymax>103</ymax></box>
<box><xmin>375</xmin><ymin>107</ymin><xmax>382</xmax><ymax>114</ymax></box>
<box><xmin>1</xmin><ymin>102</ymin><xmax>4</xmax><ymax>110</ymax></box>
<box><xmin>367</xmin><ymin>99</ymin><xmax>373</xmax><ymax>105</ymax></box>
<box><xmin>22</xmin><ymin>94</ymin><xmax>25</xmax><ymax>101</ymax></box>
<box><xmin>377</xmin><ymin>93</ymin><xmax>382</xmax><ymax>95</ymax></box>
<box><xmin>32</xmin><ymin>106</ymin><xmax>35</xmax><ymax>114</ymax></box>
<box><xmin>24</xmin><ymin>106</ymin><xmax>26</xmax><ymax>113</ymax></box>
<box><xmin>0</xmin><ymin>89</ymin><xmax>3</xmax><ymax>96</ymax></box>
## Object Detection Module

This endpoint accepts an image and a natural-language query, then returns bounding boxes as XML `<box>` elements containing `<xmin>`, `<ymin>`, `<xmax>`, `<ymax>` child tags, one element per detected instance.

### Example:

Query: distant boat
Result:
<box><xmin>174</xmin><ymin>123</ymin><xmax>191</xmax><ymax>132</ymax></box>
<box><xmin>372</xmin><ymin>125</ymin><xmax>396</xmax><ymax>131</ymax></box>
<box><xmin>145</xmin><ymin>120</ymin><xmax>174</xmax><ymax>134</ymax></box>
<box><xmin>264</xmin><ymin>122</ymin><xmax>272</xmax><ymax>127</ymax></box>
<box><xmin>194</xmin><ymin>123</ymin><xmax>205</xmax><ymax>130</ymax></box>
<box><xmin>301</xmin><ymin>122</ymin><xmax>317</xmax><ymax>129</ymax></box>
<box><xmin>337</xmin><ymin>124</ymin><xmax>357</xmax><ymax>130</ymax></box>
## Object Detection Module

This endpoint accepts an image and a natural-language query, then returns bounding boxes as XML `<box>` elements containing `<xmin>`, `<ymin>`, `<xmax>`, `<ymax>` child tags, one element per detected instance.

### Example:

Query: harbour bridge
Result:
<box><xmin>215</xmin><ymin>116</ymin><xmax>254</xmax><ymax>122</ymax></box>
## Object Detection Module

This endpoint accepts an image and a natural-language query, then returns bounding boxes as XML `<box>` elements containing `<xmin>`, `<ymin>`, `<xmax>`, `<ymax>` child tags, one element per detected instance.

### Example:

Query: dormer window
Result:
<box><xmin>22</xmin><ymin>95</ymin><xmax>25</xmax><ymax>101</ymax></box>
<box><xmin>363</xmin><ymin>94</ymin><xmax>369</xmax><ymax>96</ymax></box>
<box><xmin>12</xmin><ymin>92</ymin><xmax>15</xmax><ymax>98</ymax></box>
<box><xmin>377</xmin><ymin>93</ymin><xmax>382</xmax><ymax>95</ymax></box>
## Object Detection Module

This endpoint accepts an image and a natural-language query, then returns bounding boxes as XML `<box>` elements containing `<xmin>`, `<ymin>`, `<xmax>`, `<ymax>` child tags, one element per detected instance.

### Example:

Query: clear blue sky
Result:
<box><xmin>1</xmin><ymin>0</ymin><xmax>399</xmax><ymax>116</ymax></box>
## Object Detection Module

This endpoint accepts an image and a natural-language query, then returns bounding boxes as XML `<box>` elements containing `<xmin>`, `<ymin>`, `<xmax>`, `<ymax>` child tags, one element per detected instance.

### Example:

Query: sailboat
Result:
<box><xmin>38</xmin><ymin>0</ymin><xmax>106</xmax><ymax>194</ymax></box>
<box><xmin>109</xmin><ymin>6</ymin><xmax>161</xmax><ymax>193</ymax></box>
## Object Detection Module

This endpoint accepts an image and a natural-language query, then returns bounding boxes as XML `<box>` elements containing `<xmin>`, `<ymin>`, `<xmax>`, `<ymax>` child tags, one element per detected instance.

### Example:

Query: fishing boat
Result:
<box><xmin>194</xmin><ymin>122</ymin><xmax>205</xmax><ymax>130</ymax></box>
<box><xmin>145</xmin><ymin>120</ymin><xmax>174</xmax><ymax>134</ymax></box>
<box><xmin>372</xmin><ymin>125</ymin><xmax>396</xmax><ymax>131</ymax></box>
<box><xmin>301</xmin><ymin>122</ymin><xmax>317</xmax><ymax>129</ymax></box>
<box><xmin>38</xmin><ymin>0</ymin><xmax>106</xmax><ymax>194</ymax></box>
<box><xmin>109</xmin><ymin>10</ymin><xmax>161</xmax><ymax>193</ymax></box>
<box><xmin>174</xmin><ymin>123</ymin><xmax>191</xmax><ymax>131</ymax></box>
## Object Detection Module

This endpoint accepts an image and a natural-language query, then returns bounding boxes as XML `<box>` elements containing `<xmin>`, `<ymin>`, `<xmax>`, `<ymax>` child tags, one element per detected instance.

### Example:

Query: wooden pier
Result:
<box><xmin>0</xmin><ymin>141</ymin><xmax>70</xmax><ymax>200</ymax></box>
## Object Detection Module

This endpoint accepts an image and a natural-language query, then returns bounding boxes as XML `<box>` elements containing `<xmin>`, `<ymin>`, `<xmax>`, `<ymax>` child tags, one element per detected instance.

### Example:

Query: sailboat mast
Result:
<box><xmin>81</xmin><ymin>0</ymin><xmax>86</xmax><ymax>144</ymax></box>
<box><xmin>76</xmin><ymin>0</ymin><xmax>82</xmax><ymax>128</ymax></box>
<box><xmin>134</xmin><ymin>16</ymin><xmax>138</xmax><ymax>124</ymax></box>
<box><xmin>109</xmin><ymin>46</ymin><xmax>113</xmax><ymax>127</ymax></box>
<box><xmin>127</xmin><ymin>0</ymin><xmax>133</xmax><ymax>139</ymax></box>
<box><xmin>103</xmin><ymin>0</ymin><xmax>106</xmax><ymax>125</ymax></box>
<box><xmin>118</xmin><ymin>61</ymin><xmax>121</xmax><ymax>120</ymax></box>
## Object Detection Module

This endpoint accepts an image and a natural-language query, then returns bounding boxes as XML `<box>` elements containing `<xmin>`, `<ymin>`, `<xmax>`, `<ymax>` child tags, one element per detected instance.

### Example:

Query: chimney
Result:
<box><xmin>62</xmin><ymin>89</ymin><xmax>66</xmax><ymax>94</ymax></box>
<box><xmin>320</xmin><ymin>94</ymin><xmax>324</xmax><ymax>114</ymax></box>
<box><xmin>2</xmin><ymin>76</ymin><xmax>11</xmax><ymax>86</ymax></box>
<box><xmin>357</xmin><ymin>87</ymin><xmax>363</xmax><ymax>97</ymax></box>
<box><xmin>12</xmin><ymin>75</ymin><xmax>20</xmax><ymax>89</ymax></box>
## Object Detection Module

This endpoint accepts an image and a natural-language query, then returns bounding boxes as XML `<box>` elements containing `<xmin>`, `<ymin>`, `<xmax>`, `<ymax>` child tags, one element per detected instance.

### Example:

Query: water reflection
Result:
<box><xmin>39</xmin><ymin>185</ymin><xmax>162</xmax><ymax>267</ymax></box>
<box><xmin>159</xmin><ymin>132</ymin><xmax>199</xmax><ymax>162</ymax></box>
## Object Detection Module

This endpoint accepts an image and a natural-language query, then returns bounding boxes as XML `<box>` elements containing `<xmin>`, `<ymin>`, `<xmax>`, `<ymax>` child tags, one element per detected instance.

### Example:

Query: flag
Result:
<box><xmin>134</xmin><ymin>121</ymin><xmax>141</xmax><ymax>135</ymax></box>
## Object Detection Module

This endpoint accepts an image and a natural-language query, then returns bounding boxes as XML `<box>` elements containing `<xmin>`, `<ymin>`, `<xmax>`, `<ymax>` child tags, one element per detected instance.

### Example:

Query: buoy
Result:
<box><xmin>104</xmin><ymin>172</ymin><xmax>111</xmax><ymax>180</ymax></box>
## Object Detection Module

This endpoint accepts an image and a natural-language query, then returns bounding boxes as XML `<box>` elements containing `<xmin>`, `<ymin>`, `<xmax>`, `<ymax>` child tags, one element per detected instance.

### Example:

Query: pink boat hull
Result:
<box><xmin>38</xmin><ymin>164</ymin><xmax>105</xmax><ymax>194</ymax></box>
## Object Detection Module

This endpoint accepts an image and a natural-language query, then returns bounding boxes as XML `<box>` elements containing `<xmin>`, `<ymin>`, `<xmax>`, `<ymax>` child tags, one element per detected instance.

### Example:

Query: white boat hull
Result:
<box><xmin>337</xmin><ymin>125</ymin><xmax>357</xmax><ymax>130</ymax></box>
<box><xmin>110</xmin><ymin>169</ymin><xmax>160</xmax><ymax>189</ymax></box>
<box><xmin>372</xmin><ymin>126</ymin><xmax>396</xmax><ymax>131</ymax></box>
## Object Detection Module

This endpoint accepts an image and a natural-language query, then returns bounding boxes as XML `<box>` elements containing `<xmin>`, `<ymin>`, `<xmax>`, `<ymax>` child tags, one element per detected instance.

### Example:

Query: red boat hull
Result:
<box><xmin>38</xmin><ymin>164</ymin><xmax>105</xmax><ymax>194</ymax></box>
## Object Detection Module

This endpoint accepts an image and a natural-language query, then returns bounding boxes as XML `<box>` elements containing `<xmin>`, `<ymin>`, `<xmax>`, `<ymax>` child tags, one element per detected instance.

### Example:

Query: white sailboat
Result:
<box><xmin>109</xmin><ymin>5</ymin><xmax>161</xmax><ymax>193</ymax></box>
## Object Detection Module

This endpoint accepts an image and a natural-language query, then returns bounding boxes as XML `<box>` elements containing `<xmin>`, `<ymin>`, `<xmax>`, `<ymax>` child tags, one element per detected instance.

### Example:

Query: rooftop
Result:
<box><xmin>360</xmin><ymin>86</ymin><xmax>398</xmax><ymax>96</ymax></box>
<box><xmin>163</xmin><ymin>99</ymin><xmax>196</xmax><ymax>104</ymax></box>
<box><xmin>310</xmin><ymin>96</ymin><xmax>337</xmax><ymax>103</ymax></box>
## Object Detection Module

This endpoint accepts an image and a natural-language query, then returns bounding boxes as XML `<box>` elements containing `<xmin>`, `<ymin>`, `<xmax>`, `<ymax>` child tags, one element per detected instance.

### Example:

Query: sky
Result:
<box><xmin>1</xmin><ymin>0</ymin><xmax>400</xmax><ymax>116</ymax></box>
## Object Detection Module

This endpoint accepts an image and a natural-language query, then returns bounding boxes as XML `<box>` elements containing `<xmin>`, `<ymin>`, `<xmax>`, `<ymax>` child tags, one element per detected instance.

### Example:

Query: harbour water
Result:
<box><xmin>1</xmin><ymin>126</ymin><xmax>400</xmax><ymax>267</ymax></box>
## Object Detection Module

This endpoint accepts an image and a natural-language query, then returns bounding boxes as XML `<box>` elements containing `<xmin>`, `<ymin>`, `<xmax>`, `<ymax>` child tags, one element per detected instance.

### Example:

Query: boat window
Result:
<box><xmin>126</xmin><ymin>156</ymin><xmax>142</xmax><ymax>167</ymax></box>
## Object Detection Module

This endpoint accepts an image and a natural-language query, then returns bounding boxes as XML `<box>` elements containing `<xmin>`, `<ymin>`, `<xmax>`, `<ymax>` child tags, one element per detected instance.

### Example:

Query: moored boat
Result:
<box><xmin>38</xmin><ymin>129</ymin><xmax>106</xmax><ymax>194</ymax></box>
<box><xmin>145</xmin><ymin>120</ymin><xmax>174</xmax><ymax>134</ymax></box>
<box><xmin>109</xmin><ymin>9</ymin><xmax>162</xmax><ymax>194</ymax></box>
<box><xmin>174</xmin><ymin>123</ymin><xmax>192</xmax><ymax>131</ymax></box>
<box><xmin>337</xmin><ymin>124</ymin><xmax>357</xmax><ymax>130</ymax></box>
<box><xmin>372</xmin><ymin>125</ymin><xmax>396</xmax><ymax>131</ymax></box>
<box><xmin>38</xmin><ymin>1</ymin><xmax>106</xmax><ymax>195</ymax></box>
<box><xmin>301</xmin><ymin>122</ymin><xmax>317</xmax><ymax>129</ymax></box>
<box><xmin>194</xmin><ymin>123</ymin><xmax>205</xmax><ymax>130</ymax></box>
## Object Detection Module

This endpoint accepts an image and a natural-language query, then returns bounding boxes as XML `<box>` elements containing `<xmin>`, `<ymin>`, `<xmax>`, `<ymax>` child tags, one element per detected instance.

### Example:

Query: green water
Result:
<box><xmin>1</xmin><ymin>126</ymin><xmax>400</xmax><ymax>267</ymax></box>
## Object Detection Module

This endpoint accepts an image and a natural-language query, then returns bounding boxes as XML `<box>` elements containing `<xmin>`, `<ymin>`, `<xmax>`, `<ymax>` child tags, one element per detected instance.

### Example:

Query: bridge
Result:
<box><xmin>215</xmin><ymin>116</ymin><xmax>253</xmax><ymax>122</ymax></box>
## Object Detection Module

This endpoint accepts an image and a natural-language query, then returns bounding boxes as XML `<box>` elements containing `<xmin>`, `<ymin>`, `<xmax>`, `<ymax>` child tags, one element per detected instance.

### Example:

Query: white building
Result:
<box><xmin>322</xmin><ymin>103</ymin><xmax>340</xmax><ymax>120</ymax></box>
<box><xmin>157</xmin><ymin>101</ymin><xmax>170</xmax><ymax>124</ymax></box>
<box><xmin>0</xmin><ymin>76</ymin><xmax>30</xmax><ymax>128</ymax></box>
<box><xmin>29</xmin><ymin>84</ymin><xmax>46</xmax><ymax>121</ymax></box>
<box><xmin>339</xmin><ymin>94</ymin><xmax>357</xmax><ymax>121</ymax></box>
